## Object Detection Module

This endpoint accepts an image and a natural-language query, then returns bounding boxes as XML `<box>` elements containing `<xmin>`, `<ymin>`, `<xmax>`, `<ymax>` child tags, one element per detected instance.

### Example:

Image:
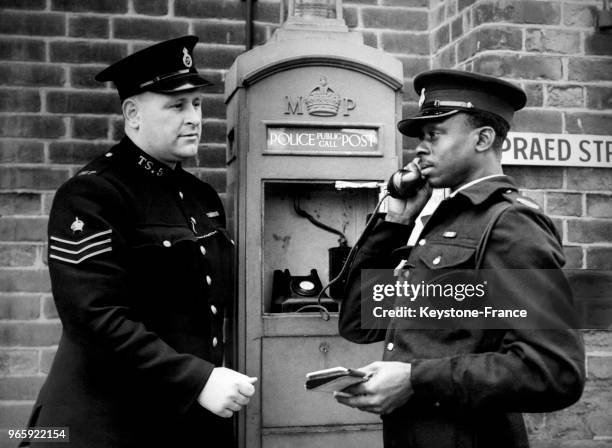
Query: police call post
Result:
<box><xmin>360</xmin><ymin>269</ymin><xmax>583</xmax><ymax>330</ymax></box>
<box><xmin>266</xmin><ymin>127</ymin><xmax>379</xmax><ymax>152</ymax></box>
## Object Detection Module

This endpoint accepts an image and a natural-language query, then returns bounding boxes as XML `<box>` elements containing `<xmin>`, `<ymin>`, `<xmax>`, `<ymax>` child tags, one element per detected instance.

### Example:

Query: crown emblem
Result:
<box><xmin>70</xmin><ymin>217</ymin><xmax>84</xmax><ymax>233</ymax></box>
<box><xmin>304</xmin><ymin>77</ymin><xmax>341</xmax><ymax>117</ymax></box>
<box><xmin>418</xmin><ymin>88</ymin><xmax>426</xmax><ymax>108</ymax></box>
<box><xmin>182</xmin><ymin>47</ymin><xmax>192</xmax><ymax>68</ymax></box>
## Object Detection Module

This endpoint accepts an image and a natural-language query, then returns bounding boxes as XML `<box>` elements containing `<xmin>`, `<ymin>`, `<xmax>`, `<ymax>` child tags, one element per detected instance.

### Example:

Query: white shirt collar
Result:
<box><xmin>449</xmin><ymin>174</ymin><xmax>505</xmax><ymax>198</ymax></box>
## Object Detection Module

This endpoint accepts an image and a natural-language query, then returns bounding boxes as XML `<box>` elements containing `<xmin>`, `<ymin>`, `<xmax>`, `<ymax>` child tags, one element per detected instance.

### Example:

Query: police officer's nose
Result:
<box><xmin>184</xmin><ymin>105</ymin><xmax>202</xmax><ymax>128</ymax></box>
<box><xmin>416</xmin><ymin>140</ymin><xmax>430</xmax><ymax>156</ymax></box>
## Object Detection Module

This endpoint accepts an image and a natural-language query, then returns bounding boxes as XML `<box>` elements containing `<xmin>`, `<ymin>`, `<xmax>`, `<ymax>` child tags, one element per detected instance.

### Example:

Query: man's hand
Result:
<box><xmin>197</xmin><ymin>367</ymin><xmax>257</xmax><ymax>418</ymax></box>
<box><xmin>386</xmin><ymin>159</ymin><xmax>432</xmax><ymax>225</ymax></box>
<box><xmin>334</xmin><ymin>361</ymin><xmax>413</xmax><ymax>415</ymax></box>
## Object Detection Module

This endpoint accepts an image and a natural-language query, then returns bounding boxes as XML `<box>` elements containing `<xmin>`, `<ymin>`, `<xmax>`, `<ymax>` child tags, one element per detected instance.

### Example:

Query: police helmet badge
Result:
<box><xmin>70</xmin><ymin>217</ymin><xmax>85</xmax><ymax>233</ymax></box>
<box><xmin>182</xmin><ymin>47</ymin><xmax>192</xmax><ymax>68</ymax></box>
<box><xmin>418</xmin><ymin>88</ymin><xmax>426</xmax><ymax>108</ymax></box>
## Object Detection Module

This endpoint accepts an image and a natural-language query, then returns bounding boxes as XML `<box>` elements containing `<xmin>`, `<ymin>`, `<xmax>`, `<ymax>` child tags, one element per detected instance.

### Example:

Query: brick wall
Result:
<box><xmin>430</xmin><ymin>3</ymin><xmax>612</xmax><ymax>443</ymax></box>
<box><xmin>1</xmin><ymin>0</ymin><xmax>610</xmax><ymax>446</ymax></box>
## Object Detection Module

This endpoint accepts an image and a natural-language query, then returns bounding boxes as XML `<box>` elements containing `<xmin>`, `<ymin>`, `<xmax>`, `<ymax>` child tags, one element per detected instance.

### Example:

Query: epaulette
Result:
<box><xmin>501</xmin><ymin>188</ymin><xmax>542</xmax><ymax>211</ymax></box>
<box><xmin>75</xmin><ymin>150</ymin><xmax>116</xmax><ymax>177</ymax></box>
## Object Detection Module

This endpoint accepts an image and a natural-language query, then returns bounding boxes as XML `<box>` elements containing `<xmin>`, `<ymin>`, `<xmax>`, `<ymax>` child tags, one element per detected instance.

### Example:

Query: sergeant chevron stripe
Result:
<box><xmin>49</xmin><ymin>229</ymin><xmax>112</xmax><ymax>264</ymax></box>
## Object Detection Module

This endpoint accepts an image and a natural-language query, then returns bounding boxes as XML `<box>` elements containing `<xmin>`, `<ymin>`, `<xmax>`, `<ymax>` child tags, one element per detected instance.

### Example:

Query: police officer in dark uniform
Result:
<box><xmin>21</xmin><ymin>36</ymin><xmax>256</xmax><ymax>447</ymax></box>
<box><xmin>335</xmin><ymin>70</ymin><xmax>585</xmax><ymax>448</ymax></box>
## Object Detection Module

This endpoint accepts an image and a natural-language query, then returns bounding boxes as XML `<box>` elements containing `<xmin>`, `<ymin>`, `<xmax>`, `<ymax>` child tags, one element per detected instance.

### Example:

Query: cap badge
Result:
<box><xmin>182</xmin><ymin>47</ymin><xmax>192</xmax><ymax>68</ymax></box>
<box><xmin>70</xmin><ymin>217</ymin><xmax>85</xmax><ymax>233</ymax></box>
<box><xmin>418</xmin><ymin>88</ymin><xmax>426</xmax><ymax>108</ymax></box>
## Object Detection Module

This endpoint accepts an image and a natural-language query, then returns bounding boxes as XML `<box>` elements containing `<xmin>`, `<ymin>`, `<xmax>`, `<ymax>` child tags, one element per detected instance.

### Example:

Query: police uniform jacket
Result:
<box><xmin>339</xmin><ymin>176</ymin><xmax>585</xmax><ymax>448</ymax></box>
<box><xmin>25</xmin><ymin>137</ymin><xmax>234</xmax><ymax>447</ymax></box>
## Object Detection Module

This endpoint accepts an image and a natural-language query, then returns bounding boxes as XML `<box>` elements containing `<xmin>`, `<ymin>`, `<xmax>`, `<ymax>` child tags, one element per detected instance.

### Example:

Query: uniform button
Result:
<box><xmin>210</xmin><ymin>304</ymin><xmax>218</xmax><ymax>315</ymax></box>
<box><xmin>230</xmin><ymin>239</ymin><xmax>235</xmax><ymax>245</ymax></box>
<box><xmin>200</xmin><ymin>246</ymin><xmax>206</xmax><ymax>255</ymax></box>
<box><xmin>433</xmin><ymin>401</ymin><xmax>440</xmax><ymax>407</ymax></box>
<box><xmin>387</xmin><ymin>342</ymin><xmax>394</xmax><ymax>351</ymax></box>
<box><xmin>432</xmin><ymin>256</ymin><xmax>441</xmax><ymax>265</ymax></box>
<box><xmin>212</xmin><ymin>337</ymin><xmax>218</xmax><ymax>347</ymax></box>
<box><xmin>419</xmin><ymin>239</ymin><xmax>426</xmax><ymax>246</ymax></box>
<box><xmin>178</xmin><ymin>191</ymin><xmax>184</xmax><ymax>199</ymax></box>
<box><xmin>505</xmin><ymin>189</ymin><xmax>513</xmax><ymax>194</ymax></box>
<box><xmin>105</xmin><ymin>152</ymin><xmax>113</xmax><ymax>157</ymax></box>
<box><xmin>206</xmin><ymin>275</ymin><xmax>212</xmax><ymax>286</ymax></box>
<box><xmin>162</xmin><ymin>240</ymin><xmax>171</xmax><ymax>248</ymax></box>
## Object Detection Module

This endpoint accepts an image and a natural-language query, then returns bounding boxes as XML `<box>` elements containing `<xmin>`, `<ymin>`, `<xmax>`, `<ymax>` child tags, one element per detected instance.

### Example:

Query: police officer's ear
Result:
<box><xmin>122</xmin><ymin>98</ymin><xmax>140</xmax><ymax>131</ymax></box>
<box><xmin>474</xmin><ymin>126</ymin><xmax>496</xmax><ymax>153</ymax></box>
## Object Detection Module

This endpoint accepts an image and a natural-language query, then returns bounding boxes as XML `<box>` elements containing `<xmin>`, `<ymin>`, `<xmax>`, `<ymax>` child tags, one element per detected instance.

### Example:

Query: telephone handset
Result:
<box><xmin>386</xmin><ymin>157</ymin><xmax>427</xmax><ymax>199</ymax></box>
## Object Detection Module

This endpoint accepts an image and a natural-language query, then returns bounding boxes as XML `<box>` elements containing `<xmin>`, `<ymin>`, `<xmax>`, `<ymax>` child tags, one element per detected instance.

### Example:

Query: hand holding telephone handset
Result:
<box><xmin>386</xmin><ymin>157</ymin><xmax>427</xmax><ymax>199</ymax></box>
<box><xmin>385</xmin><ymin>158</ymin><xmax>433</xmax><ymax>224</ymax></box>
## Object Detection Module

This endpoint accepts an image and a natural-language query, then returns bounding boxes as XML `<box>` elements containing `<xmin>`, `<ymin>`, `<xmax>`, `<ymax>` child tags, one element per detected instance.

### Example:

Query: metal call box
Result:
<box><xmin>224</xmin><ymin>2</ymin><xmax>403</xmax><ymax>446</ymax></box>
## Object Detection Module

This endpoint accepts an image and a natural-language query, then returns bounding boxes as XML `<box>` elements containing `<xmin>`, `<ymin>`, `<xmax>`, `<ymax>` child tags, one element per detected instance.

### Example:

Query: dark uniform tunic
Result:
<box><xmin>23</xmin><ymin>137</ymin><xmax>234</xmax><ymax>447</ymax></box>
<box><xmin>339</xmin><ymin>176</ymin><xmax>585</xmax><ymax>448</ymax></box>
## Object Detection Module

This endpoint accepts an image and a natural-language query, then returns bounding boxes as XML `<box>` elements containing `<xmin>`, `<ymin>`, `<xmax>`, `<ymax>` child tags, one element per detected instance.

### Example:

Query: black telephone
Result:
<box><xmin>271</xmin><ymin>268</ymin><xmax>338</xmax><ymax>313</ymax></box>
<box><xmin>270</xmin><ymin>196</ymin><xmax>351</xmax><ymax>313</ymax></box>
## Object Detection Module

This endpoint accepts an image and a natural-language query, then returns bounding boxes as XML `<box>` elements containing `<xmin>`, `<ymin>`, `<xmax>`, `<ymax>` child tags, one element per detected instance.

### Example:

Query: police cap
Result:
<box><xmin>398</xmin><ymin>69</ymin><xmax>526</xmax><ymax>137</ymax></box>
<box><xmin>95</xmin><ymin>35</ymin><xmax>211</xmax><ymax>101</ymax></box>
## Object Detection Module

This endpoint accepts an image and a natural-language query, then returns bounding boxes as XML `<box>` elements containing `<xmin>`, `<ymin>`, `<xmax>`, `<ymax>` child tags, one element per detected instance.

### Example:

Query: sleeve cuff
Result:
<box><xmin>360</xmin><ymin>216</ymin><xmax>414</xmax><ymax>255</ymax></box>
<box><xmin>181</xmin><ymin>359</ymin><xmax>216</xmax><ymax>415</ymax></box>
<box><xmin>410</xmin><ymin>357</ymin><xmax>454</xmax><ymax>405</ymax></box>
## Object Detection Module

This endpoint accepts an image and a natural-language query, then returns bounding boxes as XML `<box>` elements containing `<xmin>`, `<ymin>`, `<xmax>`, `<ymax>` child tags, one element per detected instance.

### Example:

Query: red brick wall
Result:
<box><xmin>1</xmin><ymin>0</ymin><xmax>610</xmax><ymax>446</ymax></box>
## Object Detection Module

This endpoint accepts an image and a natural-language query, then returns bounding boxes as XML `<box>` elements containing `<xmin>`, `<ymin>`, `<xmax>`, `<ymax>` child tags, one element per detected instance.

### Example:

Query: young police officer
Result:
<box><xmin>336</xmin><ymin>70</ymin><xmax>585</xmax><ymax>448</ymax></box>
<box><xmin>21</xmin><ymin>36</ymin><xmax>255</xmax><ymax>447</ymax></box>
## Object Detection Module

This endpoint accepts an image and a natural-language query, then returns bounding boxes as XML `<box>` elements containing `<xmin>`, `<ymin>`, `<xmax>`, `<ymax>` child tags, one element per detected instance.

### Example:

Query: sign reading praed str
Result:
<box><xmin>502</xmin><ymin>133</ymin><xmax>612</xmax><ymax>168</ymax></box>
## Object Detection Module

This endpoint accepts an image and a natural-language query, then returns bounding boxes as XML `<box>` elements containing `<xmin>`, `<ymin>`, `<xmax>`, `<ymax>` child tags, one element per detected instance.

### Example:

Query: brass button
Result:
<box><xmin>210</xmin><ymin>305</ymin><xmax>218</xmax><ymax>315</ymax></box>
<box><xmin>105</xmin><ymin>152</ymin><xmax>113</xmax><ymax>157</ymax></box>
<box><xmin>212</xmin><ymin>337</ymin><xmax>218</xmax><ymax>347</ymax></box>
<box><xmin>432</xmin><ymin>256</ymin><xmax>441</xmax><ymax>265</ymax></box>
<box><xmin>200</xmin><ymin>246</ymin><xmax>206</xmax><ymax>256</ymax></box>
<box><xmin>178</xmin><ymin>191</ymin><xmax>184</xmax><ymax>199</ymax></box>
<box><xmin>387</xmin><ymin>342</ymin><xmax>394</xmax><ymax>351</ymax></box>
<box><xmin>419</xmin><ymin>239</ymin><xmax>426</xmax><ymax>246</ymax></box>
<box><xmin>433</xmin><ymin>401</ymin><xmax>440</xmax><ymax>407</ymax></box>
<box><xmin>206</xmin><ymin>275</ymin><xmax>212</xmax><ymax>286</ymax></box>
<box><xmin>162</xmin><ymin>240</ymin><xmax>171</xmax><ymax>248</ymax></box>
